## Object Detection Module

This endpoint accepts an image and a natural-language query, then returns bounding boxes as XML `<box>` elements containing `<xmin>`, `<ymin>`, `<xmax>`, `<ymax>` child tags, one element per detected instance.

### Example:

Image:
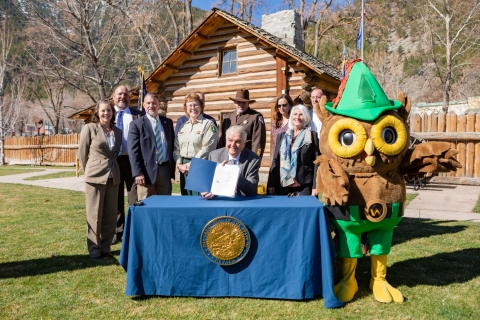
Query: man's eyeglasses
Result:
<box><xmin>277</xmin><ymin>103</ymin><xmax>289</xmax><ymax>109</ymax></box>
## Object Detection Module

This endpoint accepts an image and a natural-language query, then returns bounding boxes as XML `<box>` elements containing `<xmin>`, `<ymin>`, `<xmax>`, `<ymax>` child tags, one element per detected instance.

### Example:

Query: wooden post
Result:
<box><xmin>435</xmin><ymin>112</ymin><xmax>447</xmax><ymax>178</ymax></box>
<box><xmin>411</xmin><ymin>114</ymin><xmax>421</xmax><ymax>132</ymax></box>
<box><xmin>421</xmin><ymin>113</ymin><xmax>428</xmax><ymax>133</ymax></box>
<box><xmin>446</xmin><ymin>112</ymin><xmax>457</xmax><ymax>177</ymax></box>
<box><xmin>430</xmin><ymin>113</ymin><xmax>438</xmax><ymax>133</ymax></box>
<box><xmin>475</xmin><ymin>114</ymin><xmax>480</xmax><ymax>178</ymax></box>
<box><xmin>437</xmin><ymin>111</ymin><xmax>446</xmax><ymax>132</ymax></box>
<box><xmin>457</xmin><ymin>114</ymin><xmax>466</xmax><ymax>177</ymax></box>
<box><xmin>466</xmin><ymin>113</ymin><xmax>475</xmax><ymax>177</ymax></box>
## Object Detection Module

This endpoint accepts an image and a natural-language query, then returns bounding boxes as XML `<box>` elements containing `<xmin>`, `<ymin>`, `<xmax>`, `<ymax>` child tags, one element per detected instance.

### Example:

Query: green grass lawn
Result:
<box><xmin>0</xmin><ymin>184</ymin><xmax>479</xmax><ymax>319</ymax></box>
<box><xmin>405</xmin><ymin>193</ymin><xmax>418</xmax><ymax>206</ymax></box>
<box><xmin>0</xmin><ymin>166</ymin><xmax>45</xmax><ymax>176</ymax></box>
<box><xmin>24</xmin><ymin>171</ymin><xmax>83</xmax><ymax>180</ymax></box>
<box><xmin>473</xmin><ymin>196</ymin><xmax>480</xmax><ymax>213</ymax></box>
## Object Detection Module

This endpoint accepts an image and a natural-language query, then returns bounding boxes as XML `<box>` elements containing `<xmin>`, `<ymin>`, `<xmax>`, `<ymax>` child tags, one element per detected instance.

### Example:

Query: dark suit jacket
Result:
<box><xmin>79</xmin><ymin>123</ymin><xmax>122</xmax><ymax>185</ymax></box>
<box><xmin>207</xmin><ymin>147</ymin><xmax>260</xmax><ymax>196</ymax></box>
<box><xmin>127</xmin><ymin>115</ymin><xmax>175</xmax><ymax>185</ymax></box>
<box><xmin>267</xmin><ymin>130</ymin><xmax>319</xmax><ymax>190</ymax></box>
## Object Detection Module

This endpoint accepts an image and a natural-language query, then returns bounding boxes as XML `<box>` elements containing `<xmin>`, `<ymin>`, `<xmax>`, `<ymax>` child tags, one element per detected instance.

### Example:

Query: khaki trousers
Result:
<box><xmin>85</xmin><ymin>179</ymin><xmax>118</xmax><ymax>258</ymax></box>
<box><xmin>137</xmin><ymin>164</ymin><xmax>172</xmax><ymax>200</ymax></box>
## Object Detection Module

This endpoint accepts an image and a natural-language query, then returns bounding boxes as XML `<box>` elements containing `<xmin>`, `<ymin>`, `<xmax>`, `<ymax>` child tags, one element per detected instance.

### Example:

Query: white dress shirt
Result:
<box><xmin>115</xmin><ymin>106</ymin><xmax>133</xmax><ymax>156</ymax></box>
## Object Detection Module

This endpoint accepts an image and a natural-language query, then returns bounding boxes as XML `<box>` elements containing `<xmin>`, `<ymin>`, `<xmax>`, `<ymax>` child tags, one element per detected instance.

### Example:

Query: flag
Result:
<box><xmin>342</xmin><ymin>44</ymin><xmax>347</xmax><ymax>79</ymax></box>
<box><xmin>137</xmin><ymin>66</ymin><xmax>147</xmax><ymax>114</ymax></box>
<box><xmin>357</xmin><ymin>23</ymin><xmax>363</xmax><ymax>49</ymax></box>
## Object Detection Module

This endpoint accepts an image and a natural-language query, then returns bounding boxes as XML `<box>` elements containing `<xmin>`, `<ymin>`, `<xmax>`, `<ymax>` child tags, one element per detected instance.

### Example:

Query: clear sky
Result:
<box><xmin>191</xmin><ymin>0</ymin><xmax>289</xmax><ymax>26</ymax></box>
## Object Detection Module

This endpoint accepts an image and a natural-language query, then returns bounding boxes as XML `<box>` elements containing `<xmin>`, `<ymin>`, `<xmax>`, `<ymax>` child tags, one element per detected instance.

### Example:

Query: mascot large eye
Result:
<box><xmin>339</xmin><ymin>130</ymin><xmax>355</xmax><ymax>146</ymax></box>
<box><xmin>371</xmin><ymin>115</ymin><xmax>407</xmax><ymax>155</ymax></box>
<box><xmin>382</xmin><ymin>127</ymin><xmax>397</xmax><ymax>144</ymax></box>
<box><xmin>329</xmin><ymin>118</ymin><xmax>367</xmax><ymax>158</ymax></box>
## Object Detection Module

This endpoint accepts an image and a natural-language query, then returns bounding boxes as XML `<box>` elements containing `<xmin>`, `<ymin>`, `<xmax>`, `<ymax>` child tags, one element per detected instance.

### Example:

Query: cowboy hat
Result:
<box><xmin>229</xmin><ymin>89</ymin><xmax>256</xmax><ymax>103</ymax></box>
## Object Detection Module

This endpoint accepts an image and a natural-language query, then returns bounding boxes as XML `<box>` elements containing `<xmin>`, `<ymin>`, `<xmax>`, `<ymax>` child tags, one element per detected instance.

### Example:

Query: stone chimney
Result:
<box><xmin>261</xmin><ymin>10</ymin><xmax>304</xmax><ymax>51</ymax></box>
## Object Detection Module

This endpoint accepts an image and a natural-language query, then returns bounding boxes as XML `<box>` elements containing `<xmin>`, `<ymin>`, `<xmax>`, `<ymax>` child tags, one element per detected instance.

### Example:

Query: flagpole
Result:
<box><xmin>361</xmin><ymin>0</ymin><xmax>364</xmax><ymax>61</ymax></box>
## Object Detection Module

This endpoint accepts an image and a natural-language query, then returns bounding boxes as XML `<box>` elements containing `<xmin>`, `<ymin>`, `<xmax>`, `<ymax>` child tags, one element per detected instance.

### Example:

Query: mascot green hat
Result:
<box><xmin>325</xmin><ymin>60</ymin><xmax>402</xmax><ymax>121</ymax></box>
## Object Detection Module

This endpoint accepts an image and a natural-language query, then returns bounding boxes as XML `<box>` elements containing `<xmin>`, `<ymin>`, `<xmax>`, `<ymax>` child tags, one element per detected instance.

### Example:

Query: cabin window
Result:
<box><xmin>221</xmin><ymin>49</ymin><xmax>237</xmax><ymax>75</ymax></box>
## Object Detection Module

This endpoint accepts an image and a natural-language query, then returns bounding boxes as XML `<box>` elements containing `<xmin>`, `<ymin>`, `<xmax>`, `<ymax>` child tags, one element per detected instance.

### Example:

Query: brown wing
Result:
<box><xmin>400</xmin><ymin>141</ymin><xmax>462</xmax><ymax>178</ymax></box>
<box><xmin>314</xmin><ymin>155</ymin><xmax>350</xmax><ymax>205</ymax></box>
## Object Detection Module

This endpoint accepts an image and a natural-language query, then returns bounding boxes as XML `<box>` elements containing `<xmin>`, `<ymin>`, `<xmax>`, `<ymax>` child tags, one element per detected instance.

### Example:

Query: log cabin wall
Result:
<box><xmin>165</xmin><ymin>21</ymin><xmax>279</xmax><ymax>170</ymax></box>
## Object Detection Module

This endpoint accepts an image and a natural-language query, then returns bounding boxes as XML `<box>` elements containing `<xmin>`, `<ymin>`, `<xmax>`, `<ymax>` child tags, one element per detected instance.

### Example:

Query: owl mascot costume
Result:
<box><xmin>314</xmin><ymin>60</ymin><xmax>461</xmax><ymax>303</ymax></box>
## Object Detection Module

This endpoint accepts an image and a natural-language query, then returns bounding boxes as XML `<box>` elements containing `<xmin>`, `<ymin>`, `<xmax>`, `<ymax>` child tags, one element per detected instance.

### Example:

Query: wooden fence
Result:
<box><xmin>410</xmin><ymin>111</ymin><xmax>480</xmax><ymax>182</ymax></box>
<box><xmin>4</xmin><ymin>134</ymin><xmax>79</xmax><ymax>166</ymax></box>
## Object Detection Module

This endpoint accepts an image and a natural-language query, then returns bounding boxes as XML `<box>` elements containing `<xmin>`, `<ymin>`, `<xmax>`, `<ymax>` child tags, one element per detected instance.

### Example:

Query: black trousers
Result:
<box><xmin>116</xmin><ymin>155</ymin><xmax>138</xmax><ymax>235</ymax></box>
<box><xmin>275</xmin><ymin>183</ymin><xmax>312</xmax><ymax>196</ymax></box>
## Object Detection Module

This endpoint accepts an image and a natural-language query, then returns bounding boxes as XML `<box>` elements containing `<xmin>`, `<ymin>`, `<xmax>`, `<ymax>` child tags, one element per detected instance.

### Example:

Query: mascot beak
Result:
<box><xmin>364</xmin><ymin>138</ymin><xmax>376</xmax><ymax>166</ymax></box>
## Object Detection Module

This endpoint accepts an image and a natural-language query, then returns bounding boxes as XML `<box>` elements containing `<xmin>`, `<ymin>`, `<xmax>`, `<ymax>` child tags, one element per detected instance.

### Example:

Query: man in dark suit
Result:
<box><xmin>201</xmin><ymin>125</ymin><xmax>260</xmax><ymax>199</ymax></box>
<box><xmin>128</xmin><ymin>93</ymin><xmax>175</xmax><ymax>199</ymax></box>
<box><xmin>113</xmin><ymin>85</ymin><xmax>142</xmax><ymax>244</ymax></box>
<box><xmin>174</xmin><ymin>91</ymin><xmax>217</xmax><ymax>136</ymax></box>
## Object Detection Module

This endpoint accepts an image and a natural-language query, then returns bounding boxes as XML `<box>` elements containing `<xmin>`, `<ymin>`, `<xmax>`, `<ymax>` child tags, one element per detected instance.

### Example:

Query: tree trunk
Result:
<box><xmin>443</xmin><ymin>11</ymin><xmax>452</xmax><ymax>113</ymax></box>
<box><xmin>184</xmin><ymin>0</ymin><xmax>192</xmax><ymax>34</ymax></box>
<box><xmin>166</xmin><ymin>1</ymin><xmax>179</xmax><ymax>48</ymax></box>
<box><xmin>313</xmin><ymin>18</ymin><xmax>320</xmax><ymax>57</ymax></box>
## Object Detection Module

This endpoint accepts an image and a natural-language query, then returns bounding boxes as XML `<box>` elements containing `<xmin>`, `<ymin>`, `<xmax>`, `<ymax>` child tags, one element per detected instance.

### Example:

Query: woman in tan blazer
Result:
<box><xmin>79</xmin><ymin>100</ymin><xmax>122</xmax><ymax>260</ymax></box>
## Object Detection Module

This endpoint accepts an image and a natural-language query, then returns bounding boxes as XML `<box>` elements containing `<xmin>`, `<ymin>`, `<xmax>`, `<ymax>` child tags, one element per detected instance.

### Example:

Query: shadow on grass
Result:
<box><xmin>393</xmin><ymin>218</ymin><xmax>467</xmax><ymax>247</ymax></box>
<box><xmin>0</xmin><ymin>250</ymin><xmax>121</xmax><ymax>279</ymax></box>
<box><xmin>334</xmin><ymin>248</ymin><xmax>480</xmax><ymax>300</ymax></box>
<box><xmin>389</xmin><ymin>248</ymin><xmax>480</xmax><ymax>287</ymax></box>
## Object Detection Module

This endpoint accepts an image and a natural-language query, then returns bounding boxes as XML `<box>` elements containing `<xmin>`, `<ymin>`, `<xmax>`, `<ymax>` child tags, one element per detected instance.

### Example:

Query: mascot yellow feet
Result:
<box><xmin>369</xmin><ymin>255</ymin><xmax>404</xmax><ymax>303</ymax></box>
<box><xmin>334</xmin><ymin>258</ymin><xmax>358</xmax><ymax>302</ymax></box>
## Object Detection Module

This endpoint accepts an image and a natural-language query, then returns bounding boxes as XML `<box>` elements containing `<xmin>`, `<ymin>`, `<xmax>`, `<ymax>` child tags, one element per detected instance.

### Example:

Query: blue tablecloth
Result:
<box><xmin>119</xmin><ymin>196</ymin><xmax>343</xmax><ymax>309</ymax></box>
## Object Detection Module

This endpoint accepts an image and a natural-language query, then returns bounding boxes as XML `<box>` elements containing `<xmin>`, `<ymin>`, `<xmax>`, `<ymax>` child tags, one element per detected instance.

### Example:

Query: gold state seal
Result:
<box><xmin>201</xmin><ymin>216</ymin><xmax>250</xmax><ymax>265</ymax></box>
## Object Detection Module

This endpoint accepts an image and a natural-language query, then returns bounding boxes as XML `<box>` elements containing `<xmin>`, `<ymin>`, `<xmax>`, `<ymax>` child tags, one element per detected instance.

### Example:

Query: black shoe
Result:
<box><xmin>101</xmin><ymin>252</ymin><xmax>114</xmax><ymax>258</ymax></box>
<box><xmin>91</xmin><ymin>255</ymin><xmax>103</xmax><ymax>261</ymax></box>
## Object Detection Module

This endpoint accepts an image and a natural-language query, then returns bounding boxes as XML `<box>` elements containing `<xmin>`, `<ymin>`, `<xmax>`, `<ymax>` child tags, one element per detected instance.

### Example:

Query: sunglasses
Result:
<box><xmin>277</xmin><ymin>103</ymin><xmax>289</xmax><ymax>109</ymax></box>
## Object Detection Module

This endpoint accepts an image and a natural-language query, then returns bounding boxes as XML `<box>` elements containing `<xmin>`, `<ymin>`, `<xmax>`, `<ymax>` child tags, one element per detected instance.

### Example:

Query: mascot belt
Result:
<box><xmin>325</xmin><ymin>202</ymin><xmax>403</xmax><ymax>258</ymax></box>
<box><xmin>324</xmin><ymin>202</ymin><xmax>404</xmax><ymax>222</ymax></box>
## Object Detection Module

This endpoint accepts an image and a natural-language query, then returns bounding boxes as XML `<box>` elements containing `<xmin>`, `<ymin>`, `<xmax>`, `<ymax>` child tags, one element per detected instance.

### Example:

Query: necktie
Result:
<box><xmin>154</xmin><ymin>119</ymin><xmax>164</xmax><ymax>164</ymax></box>
<box><xmin>231</xmin><ymin>159</ymin><xmax>237</xmax><ymax>165</ymax></box>
<box><xmin>116</xmin><ymin>110</ymin><xmax>124</xmax><ymax>155</ymax></box>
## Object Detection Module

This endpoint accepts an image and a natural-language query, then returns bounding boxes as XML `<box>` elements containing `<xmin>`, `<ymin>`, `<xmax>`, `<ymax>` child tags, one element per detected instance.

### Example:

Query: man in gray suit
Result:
<box><xmin>201</xmin><ymin>125</ymin><xmax>260</xmax><ymax>199</ymax></box>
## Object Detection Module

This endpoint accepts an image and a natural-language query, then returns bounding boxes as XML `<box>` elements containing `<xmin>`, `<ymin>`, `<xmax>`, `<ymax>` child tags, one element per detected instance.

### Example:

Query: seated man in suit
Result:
<box><xmin>201</xmin><ymin>125</ymin><xmax>260</xmax><ymax>199</ymax></box>
<box><xmin>128</xmin><ymin>93</ymin><xmax>175</xmax><ymax>199</ymax></box>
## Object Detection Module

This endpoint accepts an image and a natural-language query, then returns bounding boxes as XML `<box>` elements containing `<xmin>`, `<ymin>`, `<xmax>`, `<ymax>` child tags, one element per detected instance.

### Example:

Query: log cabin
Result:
<box><xmin>69</xmin><ymin>8</ymin><xmax>341</xmax><ymax>178</ymax></box>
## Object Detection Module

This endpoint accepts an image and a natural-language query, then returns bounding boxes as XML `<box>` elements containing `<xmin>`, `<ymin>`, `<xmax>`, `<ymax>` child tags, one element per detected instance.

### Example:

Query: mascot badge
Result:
<box><xmin>314</xmin><ymin>60</ymin><xmax>461</xmax><ymax>303</ymax></box>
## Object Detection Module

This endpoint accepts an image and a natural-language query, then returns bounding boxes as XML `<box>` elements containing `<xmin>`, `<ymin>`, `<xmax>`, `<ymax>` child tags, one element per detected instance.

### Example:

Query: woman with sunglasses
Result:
<box><xmin>271</xmin><ymin>94</ymin><xmax>293</xmax><ymax>153</ymax></box>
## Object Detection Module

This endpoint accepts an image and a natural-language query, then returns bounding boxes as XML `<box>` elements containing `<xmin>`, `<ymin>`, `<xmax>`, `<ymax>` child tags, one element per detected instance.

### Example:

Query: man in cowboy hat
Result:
<box><xmin>218</xmin><ymin>89</ymin><xmax>266</xmax><ymax>158</ymax></box>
